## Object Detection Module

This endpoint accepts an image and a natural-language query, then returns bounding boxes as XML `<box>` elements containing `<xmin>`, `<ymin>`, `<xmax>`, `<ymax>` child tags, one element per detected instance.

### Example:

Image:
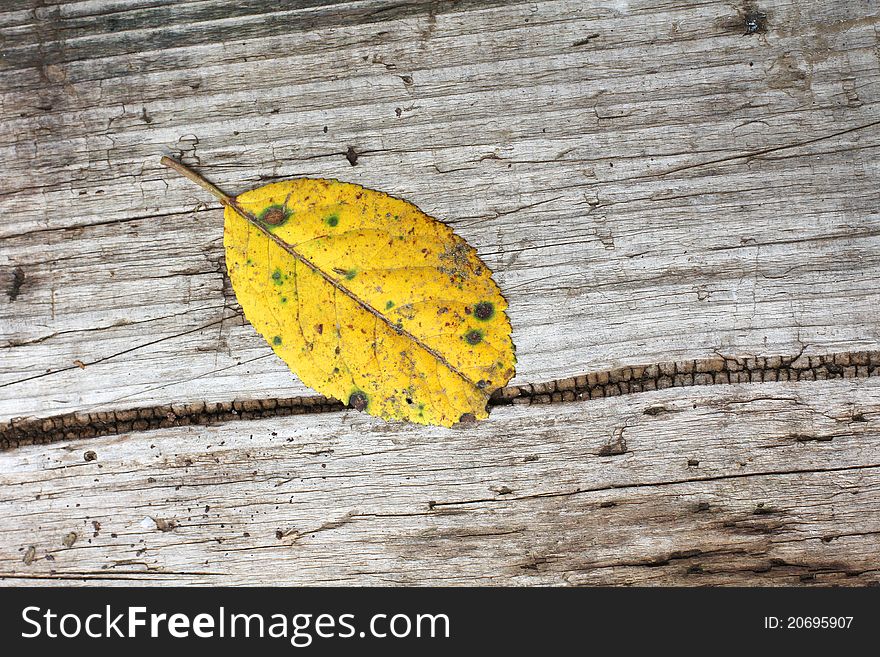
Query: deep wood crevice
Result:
<box><xmin>3</xmin><ymin>349</ymin><xmax>878</xmax><ymax>450</ymax></box>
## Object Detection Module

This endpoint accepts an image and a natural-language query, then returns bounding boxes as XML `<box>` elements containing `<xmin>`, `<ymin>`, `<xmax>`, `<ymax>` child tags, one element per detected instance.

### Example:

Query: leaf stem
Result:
<box><xmin>159</xmin><ymin>156</ymin><xmax>234</xmax><ymax>205</ymax></box>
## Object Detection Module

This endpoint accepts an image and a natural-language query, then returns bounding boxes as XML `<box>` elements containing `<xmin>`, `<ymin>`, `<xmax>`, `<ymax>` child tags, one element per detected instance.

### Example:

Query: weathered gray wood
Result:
<box><xmin>2</xmin><ymin>0</ymin><xmax>879</xmax><ymax>420</ymax></box>
<box><xmin>1</xmin><ymin>379</ymin><xmax>878</xmax><ymax>585</ymax></box>
<box><xmin>1</xmin><ymin>0</ymin><xmax>879</xmax><ymax>586</ymax></box>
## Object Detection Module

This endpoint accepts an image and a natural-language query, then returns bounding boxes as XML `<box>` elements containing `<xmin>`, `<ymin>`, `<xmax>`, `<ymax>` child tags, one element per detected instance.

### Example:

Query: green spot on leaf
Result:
<box><xmin>464</xmin><ymin>329</ymin><xmax>484</xmax><ymax>345</ymax></box>
<box><xmin>273</xmin><ymin>336</ymin><xmax>282</xmax><ymax>345</ymax></box>
<box><xmin>271</xmin><ymin>268</ymin><xmax>283</xmax><ymax>285</ymax></box>
<box><xmin>326</xmin><ymin>214</ymin><xmax>339</xmax><ymax>227</ymax></box>
<box><xmin>386</xmin><ymin>300</ymin><xmax>395</xmax><ymax>309</ymax></box>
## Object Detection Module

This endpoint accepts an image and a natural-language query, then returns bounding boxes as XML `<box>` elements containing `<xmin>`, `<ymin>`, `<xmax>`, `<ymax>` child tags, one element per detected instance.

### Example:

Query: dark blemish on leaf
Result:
<box><xmin>273</xmin><ymin>336</ymin><xmax>282</xmax><ymax>346</ymax></box>
<box><xmin>259</xmin><ymin>204</ymin><xmax>291</xmax><ymax>227</ymax></box>
<box><xmin>348</xmin><ymin>391</ymin><xmax>368</xmax><ymax>412</ymax></box>
<box><xmin>345</xmin><ymin>146</ymin><xmax>359</xmax><ymax>166</ymax></box>
<box><xmin>477</xmin><ymin>380</ymin><xmax>488</xmax><ymax>389</ymax></box>
<box><xmin>315</xmin><ymin>323</ymin><xmax>323</xmax><ymax>335</ymax></box>
<box><xmin>474</xmin><ymin>301</ymin><xmax>495</xmax><ymax>320</ymax></box>
<box><xmin>386</xmin><ymin>300</ymin><xmax>394</xmax><ymax>309</ymax></box>
<box><xmin>457</xmin><ymin>413</ymin><xmax>476</xmax><ymax>425</ymax></box>
<box><xmin>464</xmin><ymin>306</ymin><xmax>471</xmax><ymax>315</ymax></box>
<box><xmin>280</xmin><ymin>296</ymin><xmax>287</xmax><ymax>303</ymax></box>
<box><xmin>326</xmin><ymin>214</ymin><xmax>339</xmax><ymax>227</ymax></box>
<box><xmin>405</xmin><ymin>397</ymin><xmax>413</xmax><ymax>404</ymax></box>
<box><xmin>271</xmin><ymin>268</ymin><xmax>283</xmax><ymax>285</ymax></box>
<box><xmin>7</xmin><ymin>266</ymin><xmax>24</xmax><ymax>301</ymax></box>
<box><xmin>465</xmin><ymin>329</ymin><xmax>483</xmax><ymax>345</ymax></box>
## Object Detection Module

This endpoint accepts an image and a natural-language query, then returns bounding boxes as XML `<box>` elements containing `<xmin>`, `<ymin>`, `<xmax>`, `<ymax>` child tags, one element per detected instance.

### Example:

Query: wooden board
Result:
<box><xmin>2</xmin><ymin>380</ymin><xmax>879</xmax><ymax>585</ymax></box>
<box><xmin>1</xmin><ymin>0</ymin><xmax>878</xmax><ymax>585</ymax></box>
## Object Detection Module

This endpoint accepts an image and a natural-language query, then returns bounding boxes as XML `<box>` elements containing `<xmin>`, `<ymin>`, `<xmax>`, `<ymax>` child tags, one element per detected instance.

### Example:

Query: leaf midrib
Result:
<box><xmin>227</xmin><ymin>197</ymin><xmax>487</xmax><ymax>395</ymax></box>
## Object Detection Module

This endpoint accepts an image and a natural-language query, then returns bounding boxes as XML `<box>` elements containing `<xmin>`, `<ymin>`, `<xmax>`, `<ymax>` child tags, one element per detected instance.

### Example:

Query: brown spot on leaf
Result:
<box><xmin>349</xmin><ymin>391</ymin><xmax>368</xmax><ymax>412</ymax></box>
<box><xmin>260</xmin><ymin>205</ymin><xmax>291</xmax><ymax>227</ymax></box>
<box><xmin>474</xmin><ymin>301</ymin><xmax>494</xmax><ymax>320</ymax></box>
<box><xmin>263</xmin><ymin>207</ymin><xmax>285</xmax><ymax>224</ymax></box>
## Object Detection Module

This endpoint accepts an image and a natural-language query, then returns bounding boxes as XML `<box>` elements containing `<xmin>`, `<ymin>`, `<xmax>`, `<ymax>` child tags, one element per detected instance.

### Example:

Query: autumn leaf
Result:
<box><xmin>161</xmin><ymin>157</ymin><xmax>516</xmax><ymax>427</ymax></box>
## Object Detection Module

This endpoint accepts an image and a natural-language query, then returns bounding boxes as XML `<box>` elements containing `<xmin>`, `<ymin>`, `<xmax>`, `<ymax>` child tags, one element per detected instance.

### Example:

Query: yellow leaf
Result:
<box><xmin>161</xmin><ymin>158</ymin><xmax>516</xmax><ymax>427</ymax></box>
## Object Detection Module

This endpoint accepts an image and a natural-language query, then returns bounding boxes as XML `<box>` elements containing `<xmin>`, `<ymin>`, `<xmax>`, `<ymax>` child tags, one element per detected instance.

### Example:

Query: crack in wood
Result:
<box><xmin>2</xmin><ymin>349</ymin><xmax>878</xmax><ymax>450</ymax></box>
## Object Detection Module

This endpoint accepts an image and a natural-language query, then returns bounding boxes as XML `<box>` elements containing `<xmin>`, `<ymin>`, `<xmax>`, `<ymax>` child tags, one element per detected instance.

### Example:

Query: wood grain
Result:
<box><xmin>1</xmin><ymin>0</ymin><xmax>878</xmax><ymax>585</ymax></box>
<box><xmin>2</xmin><ymin>379</ymin><xmax>878</xmax><ymax>585</ymax></box>
<box><xmin>2</xmin><ymin>0</ymin><xmax>879</xmax><ymax>420</ymax></box>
